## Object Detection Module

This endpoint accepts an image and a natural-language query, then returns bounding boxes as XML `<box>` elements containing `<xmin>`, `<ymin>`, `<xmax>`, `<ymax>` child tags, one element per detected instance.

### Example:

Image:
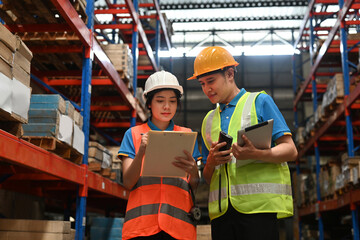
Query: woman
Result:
<box><xmin>118</xmin><ymin>70</ymin><xmax>201</xmax><ymax>240</ymax></box>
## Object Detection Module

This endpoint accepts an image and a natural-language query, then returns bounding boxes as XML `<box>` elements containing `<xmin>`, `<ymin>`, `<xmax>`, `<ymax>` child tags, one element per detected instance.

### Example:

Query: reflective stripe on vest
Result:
<box><xmin>201</xmin><ymin>91</ymin><xmax>293</xmax><ymax>220</ymax></box>
<box><xmin>132</xmin><ymin>176</ymin><xmax>190</xmax><ymax>193</ymax></box>
<box><xmin>124</xmin><ymin>203</ymin><xmax>195</xmax><ymax>227</ymax></box>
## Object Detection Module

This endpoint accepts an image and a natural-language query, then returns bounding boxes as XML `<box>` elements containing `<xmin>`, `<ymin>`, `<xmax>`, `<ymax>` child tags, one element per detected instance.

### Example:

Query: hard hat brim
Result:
<box><xmin>143</xmin><ymin>85</ymin><xmax>183</xmax><ymax>98</ymax></box>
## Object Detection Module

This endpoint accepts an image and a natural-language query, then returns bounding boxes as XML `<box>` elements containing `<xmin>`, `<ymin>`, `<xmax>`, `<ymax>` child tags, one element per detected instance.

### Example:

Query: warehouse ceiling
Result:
<box><xmin>94</xmin><ymin>0</ymin><xmax>344</xmax><ymax>53</ymax></box>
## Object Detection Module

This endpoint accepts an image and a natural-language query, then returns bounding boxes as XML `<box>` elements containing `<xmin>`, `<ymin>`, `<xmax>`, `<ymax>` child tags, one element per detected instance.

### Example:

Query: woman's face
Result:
<box><xmin>149</xmin><ymin>90</ymin><xmax>178</xmax><ymax>124</ymax></box>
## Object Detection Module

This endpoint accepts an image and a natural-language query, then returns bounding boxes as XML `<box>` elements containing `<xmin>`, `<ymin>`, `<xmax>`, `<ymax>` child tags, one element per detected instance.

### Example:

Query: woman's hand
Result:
<box><xmin>138</xmin><ymin>133</ymin><xmax>148</xmax><ymax>153</ymax></box>
<box><xmin>173</xmin><ymin>150</ymin><xmax>200</xmax><ymax>190</ymax></box>
<box><xmin>173</xmin><ymin>150</ymin><xmax>198</xmax><ymax>176</ymax></box>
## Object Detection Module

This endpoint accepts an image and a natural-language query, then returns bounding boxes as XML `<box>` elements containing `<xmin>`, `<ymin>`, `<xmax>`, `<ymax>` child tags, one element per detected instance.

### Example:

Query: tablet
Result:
<box><xmin>237</xmin><ymin>119</ymin><xmax>274</xmax><ymax>149</ymax></box>
<box><xmin>142</xmin><ymin>130</ymin><xmax>198</xmax><ymax>178</ymax></box>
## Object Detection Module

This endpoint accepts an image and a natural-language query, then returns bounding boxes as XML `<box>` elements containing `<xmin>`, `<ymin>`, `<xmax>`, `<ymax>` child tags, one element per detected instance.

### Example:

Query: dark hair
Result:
<box><xmin>145</xmin><ymin>88</ymin><xmax>182</xmax><ymax>117</ymax></box>
<box><xmin>197</xmin><ymin>66</ymin><xmax>236</xmax><ymax>79</ymax></box>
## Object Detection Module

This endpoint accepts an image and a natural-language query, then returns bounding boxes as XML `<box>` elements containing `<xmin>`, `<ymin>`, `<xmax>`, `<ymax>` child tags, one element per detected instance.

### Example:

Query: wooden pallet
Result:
<box><xmin>22</xmin><ymin>136</ymin><xmax>82</xmax><ymax>164</ymax></box>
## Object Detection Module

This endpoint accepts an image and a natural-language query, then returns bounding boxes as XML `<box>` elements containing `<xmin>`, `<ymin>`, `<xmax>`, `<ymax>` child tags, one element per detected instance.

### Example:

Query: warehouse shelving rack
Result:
<box><xmin>0</xmin><ymin>0</ymin><xmax>171</xmax><ymax>239</ymax></box>
<box><xmin>293</xmin><ymin>0</ymin><xmax>360</xmax><ymax>239</ymax></box>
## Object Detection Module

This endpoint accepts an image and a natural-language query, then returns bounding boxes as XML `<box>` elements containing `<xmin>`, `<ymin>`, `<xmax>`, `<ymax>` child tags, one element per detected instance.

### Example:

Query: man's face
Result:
<box><xmin>198</xmin><ymin>72</ymin><xmax>230</xmax><ymax>104</ymax></box>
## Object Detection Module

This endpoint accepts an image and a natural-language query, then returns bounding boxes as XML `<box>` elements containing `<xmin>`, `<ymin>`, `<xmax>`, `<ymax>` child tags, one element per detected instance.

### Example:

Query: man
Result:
<box><xmin>188</xmin><ymin>46</ymin><xmax>298</xmax><ymax>240</ymax></box>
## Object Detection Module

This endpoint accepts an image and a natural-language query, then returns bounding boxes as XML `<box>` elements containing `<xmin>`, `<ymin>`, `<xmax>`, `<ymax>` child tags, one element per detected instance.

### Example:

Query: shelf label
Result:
<box><xmin>82</xmin><ymin>217</ymin><xmax>86</xmax><ymax>226</ymax></box>
<box><xmin>102</xmin><ymin>182</ymin><xmax>105</xmax><ymax>189</ymax></box>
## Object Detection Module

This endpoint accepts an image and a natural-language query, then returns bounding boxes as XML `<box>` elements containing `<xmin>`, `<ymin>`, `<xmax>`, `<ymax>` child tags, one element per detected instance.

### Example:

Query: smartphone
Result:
<box><xmin>218</xmin><ymin>131</ymin><xmax>233</xmax><ymax>154</ymax></box>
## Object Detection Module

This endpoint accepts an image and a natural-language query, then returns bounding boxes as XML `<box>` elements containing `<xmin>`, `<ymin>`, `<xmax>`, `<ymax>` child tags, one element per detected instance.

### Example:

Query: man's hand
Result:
<box><xmin>206</xmin><ymin>141</ymin><xmax>232</xmax><ymax>168</ymax></box>
<box><xmin>232</xmin><ymin>134</ymin><xmax>258</xmax><ymax>160</ymax></box>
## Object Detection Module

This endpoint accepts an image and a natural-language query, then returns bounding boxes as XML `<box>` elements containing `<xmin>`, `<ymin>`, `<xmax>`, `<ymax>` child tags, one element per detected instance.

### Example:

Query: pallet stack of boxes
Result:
<box><xmin>23</xmin><ymin>94</ymin><xmax>85</xmax><ymax>163</ymax></box>
<box><xmin>107</xmin><ymin>146</ymin><xmax>123</xmax><ymax>184</ymax></box>
<box><xmin>0</xmin><ymin>23</ymin><xmax>32</xmax><ymax>136</ymax></box>
<box><xmin>88</xmin><ymin>141</ymin><xmax>113</xmax><ymax>177</ymax></box>
<box><xmin>0</xmin><ymin>219</ymin><xmax>75</xmax><ymax>240</ymax></box>
<box><xmin>101</xmin><ymin>43</ymin><xmax>134</xmax><ymax>90</ymax></box>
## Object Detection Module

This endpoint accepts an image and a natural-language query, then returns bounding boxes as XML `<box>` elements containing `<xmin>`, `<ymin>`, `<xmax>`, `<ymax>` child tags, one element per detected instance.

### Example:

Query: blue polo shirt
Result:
<box><xmin>201</xmin><ymin>88</ymin><xmax>292</xmax><ymax>164</ymax></box>
<box><xmin>118</xmin><ymin>119</ymin><xmax>202</xmax><ymax>161</ymax></box>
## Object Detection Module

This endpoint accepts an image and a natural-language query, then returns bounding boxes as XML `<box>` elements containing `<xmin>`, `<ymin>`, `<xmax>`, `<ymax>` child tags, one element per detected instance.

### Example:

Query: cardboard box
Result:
<box><xmin>13</xmin><ymin>63</ymin><xmax>30</xmax><ymax>87</ymax></box>
<box><xmin>16</xmin><ymin>36</ymin><xmax>33</xmax><ymax>61</ymax></box>
<box><xmin>14</xmin><ymin>50</ymin><xmax>31</xmax><ymax>74</ymax></box>
<box><xmin>0</xmin><ymin>23</ymin><xmax>18</xmax><ymax>52</ymax></box>
<box><xmin>0</xmin><ymin>57</ymin><xmax>12</xmax><ymax>79</ymax></box>
<box><xmin>0</xmin><ymin>41</ymin><xmax>14</xmax><ymax>65</ymax></box>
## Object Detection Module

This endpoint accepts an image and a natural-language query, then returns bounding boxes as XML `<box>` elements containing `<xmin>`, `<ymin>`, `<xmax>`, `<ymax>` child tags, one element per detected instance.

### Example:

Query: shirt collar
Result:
<box><xmin>147</xmin><ymin>119</ymin><xmax>175</xmax><ymax>131</ymax></box>
<box><xmin>219</xmin><ymin>88</ymin><xmax>246</xmax><ymax>112</ymax></box>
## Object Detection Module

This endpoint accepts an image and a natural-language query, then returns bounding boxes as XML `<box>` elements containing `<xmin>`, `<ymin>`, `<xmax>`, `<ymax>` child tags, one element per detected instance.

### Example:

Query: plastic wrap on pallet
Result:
<box><xmin>0</xmin><ymin>72</ymin><xmax>12</xmax><ymax>113</ymax></box>
<box><xmin>73</xmin><ymin>123</ymin><xmax>84</xmax><ymax>155</ymax></box>
<box><xmin>101</xmin><ymin>149</ymin><xmax>112</xmax><ymax>169</ymax></box>
<box><xmin>11</xmin><ymin>78</ymin><xmax>31</xmax><ymax>122</ymax></box>
<box><xmin>58</xmin><ymin>114</ymin><xmax>73</xmax><ymax>145</ymax></box>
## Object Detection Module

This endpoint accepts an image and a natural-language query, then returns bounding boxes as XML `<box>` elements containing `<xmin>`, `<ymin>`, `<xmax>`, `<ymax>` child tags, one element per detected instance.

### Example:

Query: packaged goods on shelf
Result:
<box><xmin>106</xmin><ymin>146</ymin><xmax>122</xmax><ymax>184</ymax></box>
<box><xmin>341</xmin><ymin>153</ymin><xmax>360</xmax><ymax>186</ymax></box>
<box><xmin>65</xmin><ymin>101</ymin><xmax>75</xmax><ymax>120</ymax></box>
<box><xmin>73</xmin><ymin>110</ymin><xmax>83</xmax><ymax>129</ymax></box>
<box><xmin>90</xmin><ymin>217</ymin><xmax>123</xmax><ymax>240</ymax></box>
<box><xmin>295</xmin><ymin>127</ymin><xmax>305</xmax><ymax>147</ymax></box>
<box><xmin>88</xmin><ymin>141</ymin><xmax>113</xmax><ymax>174</ymax></box>
<box><xmin>30</xmin><ymin>94</ymin><xmax>66</xmax><ymax>114</ymax></box>
<box><xmin>320</xmin><ymin>74</ymin><xmax>343</xmax><ymax>117</ymax></box>
<box><xmin>101</xmin><ymin>44</ymin><xmax>134</xmax><ymax>88</ymax></box>
<box><xmin>319</xmin><ymin>167</ymin><xmax>330</xmax><ymax>199</ymax></box>
<box><xmin>0</xmin><ymin>23</ymin><xmax>18</xmax><ymax>52</ymax></box>
<box><xmin>329</xmin><ymin>163</ymin><xmax>341</xmax><ymax>195</ymax></box>
<box><xmin>0</xmin><ymin>72</ymin><xmax>31</xmax><ymax>125</ymax></box>
<box><xmin>0</xmin><ymin>218</ymin><xmax>73</xmax><ymax>240</ymax></box>
<box><xmin>23</xmin><ymin>94</ymin><xmax>84</xmax><ymax>163</ymax></box>
<box><xmin>72</xmin><ymin>124</ymin><xmax>85</xmax><ymax>155</ymax></box>
<box><xmin>304</xmin><ymin>115</ymin><xmax>315</xmax><ymax>138</ymax></box>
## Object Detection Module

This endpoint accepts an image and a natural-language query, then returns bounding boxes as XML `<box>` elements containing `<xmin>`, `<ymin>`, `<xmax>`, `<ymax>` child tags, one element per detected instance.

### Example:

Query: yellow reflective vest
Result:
<box><xmin>201</xmin><ymin>91</ymin><xmax>293</xmax><ymax>220</ymax></box>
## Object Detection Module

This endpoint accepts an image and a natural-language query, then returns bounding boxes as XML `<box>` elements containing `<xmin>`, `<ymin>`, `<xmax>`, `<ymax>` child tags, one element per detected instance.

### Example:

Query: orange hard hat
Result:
<box><xmin>187</xmin><ymin>46</ymin><xmax>239</xmax><ymax>80</ymax></box>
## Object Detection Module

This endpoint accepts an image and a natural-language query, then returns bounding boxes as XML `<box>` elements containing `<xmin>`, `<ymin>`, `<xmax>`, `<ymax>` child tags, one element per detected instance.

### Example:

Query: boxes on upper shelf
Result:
<box><xmin>101</xmin><ymin>43</ymin><xmax>134</xmax><ymax>89</ymax></box>
<box><xmin>88</xmin><ymin>141</ymin><xmax>113</xmax><ymax>174</ymax></box>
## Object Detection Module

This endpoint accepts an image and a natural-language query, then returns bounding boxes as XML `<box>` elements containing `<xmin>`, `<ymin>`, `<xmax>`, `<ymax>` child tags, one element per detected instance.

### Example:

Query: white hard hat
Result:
<box><xmin>143</xmin><ymin>70</ymin><xmax>183</xmax><ymax>98</ymax></box>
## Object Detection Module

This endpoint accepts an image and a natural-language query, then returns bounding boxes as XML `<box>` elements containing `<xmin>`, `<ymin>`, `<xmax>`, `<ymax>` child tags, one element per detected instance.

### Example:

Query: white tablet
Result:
<box><xmin>237</xmin><ymin>119</ymin><xmax>274</xmax><ymax>149</ymax></box>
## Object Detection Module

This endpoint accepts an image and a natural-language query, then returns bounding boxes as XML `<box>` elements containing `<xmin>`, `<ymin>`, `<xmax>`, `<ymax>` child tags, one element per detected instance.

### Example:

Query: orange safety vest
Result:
<box><xmin>122</xmin><ymin>123</ymin><xmax>196</xmax><ymax>240</ymax></box>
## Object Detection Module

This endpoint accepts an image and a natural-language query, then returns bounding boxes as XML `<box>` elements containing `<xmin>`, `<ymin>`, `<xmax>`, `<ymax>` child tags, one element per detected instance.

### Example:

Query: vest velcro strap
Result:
<box><xmin>209</xmin><ymin>187</ymin><xmax>227</xmax><ymax>203</ymax></box>
<box><xmin>125</xmin><ymin>203</ymin><xmax>159</xmax><ymax>223</ymax></box>
<box><xmin>231</xmin><ymin>183</ymin><xmax>292</xmax><ymax>196</ymax></box>
<box><xmin>132</xmin><ymin>177</ymin><xmax>190</xmax><ymax>192</ymax></box>
<box><xmin>160</xmin><ymin>203</ymin><xmax>195</xmax><ymax>226</ymax></box>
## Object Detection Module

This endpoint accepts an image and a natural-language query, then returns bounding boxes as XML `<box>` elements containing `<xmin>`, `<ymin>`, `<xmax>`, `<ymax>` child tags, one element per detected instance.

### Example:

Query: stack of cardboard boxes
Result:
<box><xmin>101</xmin><ymin>44</ymin><xmax>134</xmax><ymax>90</ymax></box>
<box><xmin>0</xmin><ymin>23</ymin><xmax>32</xmax><ymax>130</ymax></box>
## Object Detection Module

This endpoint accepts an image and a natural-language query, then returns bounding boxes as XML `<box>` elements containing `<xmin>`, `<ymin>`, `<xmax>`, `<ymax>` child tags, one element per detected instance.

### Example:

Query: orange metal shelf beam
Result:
<box><xmin>299</xmin><ymin>188</ymin><xmax>360</xmax><ymax>217</ymax></box>
<box><xmin>0</xmin><ymin>129</ymin><xmax>129</xmax><ymax>199</ymax></box>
